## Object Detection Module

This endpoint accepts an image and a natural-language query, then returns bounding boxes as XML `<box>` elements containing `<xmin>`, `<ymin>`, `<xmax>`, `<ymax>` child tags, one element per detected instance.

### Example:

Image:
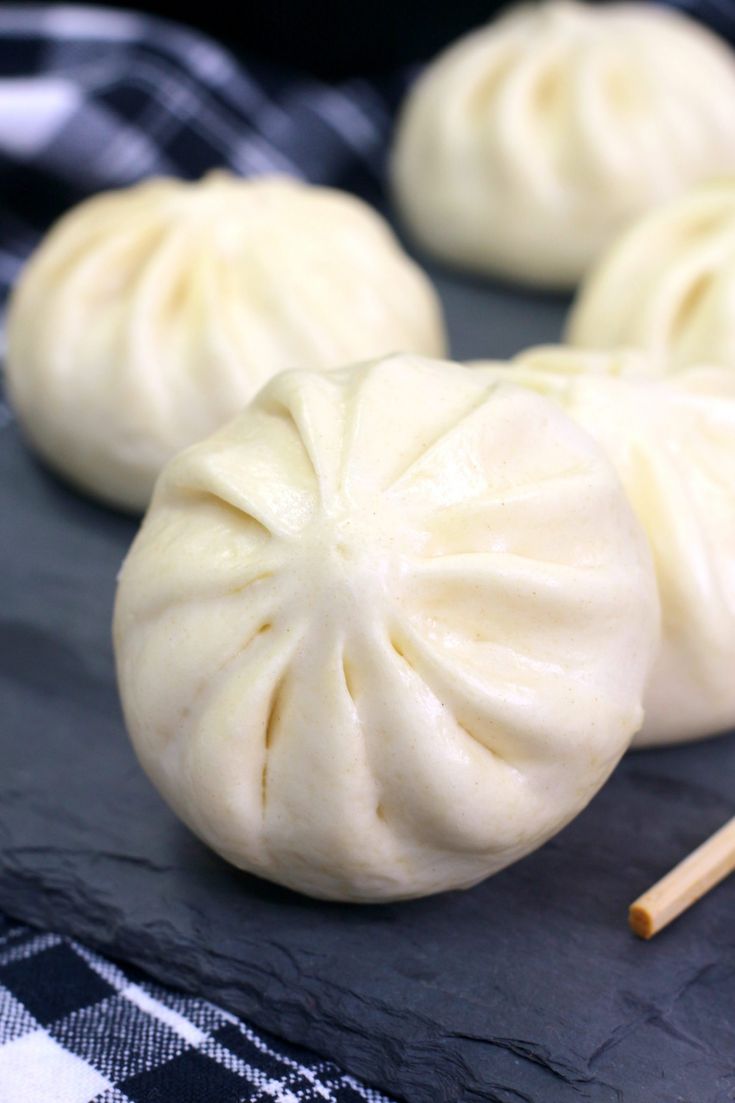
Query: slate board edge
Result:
<box><xmin>0</xmin><ymin>861</ymin><xmax>518</xmax><ymax>1103</ymax></box>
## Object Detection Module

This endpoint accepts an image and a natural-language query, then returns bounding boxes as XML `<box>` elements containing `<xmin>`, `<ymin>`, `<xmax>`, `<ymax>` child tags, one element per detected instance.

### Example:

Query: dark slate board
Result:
<box><xmin>1</xmin><ymin>269</ymin><xmax>734</xmax><ymax>1103</ymax></box>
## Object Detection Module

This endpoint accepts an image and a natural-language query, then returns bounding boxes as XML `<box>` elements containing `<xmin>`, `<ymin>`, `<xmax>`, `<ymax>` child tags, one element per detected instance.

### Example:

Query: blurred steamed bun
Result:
<box><xmin>391</xmin><ymin>1</ymin><xmax>735</xmax><ymax>288</ymax></box>
<box><xmin>114</xmin><ymin>353</ymin><xmax>658</xmax><ymax>901</ymax></box>
<box><xmin>568</xmin><ymin>180</ymin><xmax>735</xmax><ymax>368</ymax></box>
<box><xmin>476</xmin><ymin>346</ymin><xmax>735</xmax><ymax>746</ymax></box>
<box><xmin>6</xmin><ymin>172</ymin><xmax>445</xmax><ymax>512</ymax></box>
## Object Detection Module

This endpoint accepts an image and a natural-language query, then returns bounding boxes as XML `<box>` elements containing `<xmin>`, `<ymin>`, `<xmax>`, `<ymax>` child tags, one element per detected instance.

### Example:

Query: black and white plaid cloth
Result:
<box><xmin>0</xmin><ymin>3</ymin><xmax>402</xmax><ymax>307</ymax></box>
<box><xmin>0</xmin><ymin>915</ymin><xmax>393</xmax><ymax>1103</ymax></box>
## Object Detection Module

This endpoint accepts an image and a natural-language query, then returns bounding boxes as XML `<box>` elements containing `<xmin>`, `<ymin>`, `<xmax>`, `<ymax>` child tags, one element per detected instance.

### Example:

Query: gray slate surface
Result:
<box><xmin>1</xmin><ymin>269</ymin><xmax>734</xmax><ymax>1103</ymax></box>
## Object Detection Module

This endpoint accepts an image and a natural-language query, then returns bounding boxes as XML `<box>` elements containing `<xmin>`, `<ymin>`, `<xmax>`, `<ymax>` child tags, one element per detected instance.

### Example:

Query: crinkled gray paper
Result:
<box><xmin>1</xmin><ymin>270</ymin><xmax>733</xmax><ymax>1103</ymax></box>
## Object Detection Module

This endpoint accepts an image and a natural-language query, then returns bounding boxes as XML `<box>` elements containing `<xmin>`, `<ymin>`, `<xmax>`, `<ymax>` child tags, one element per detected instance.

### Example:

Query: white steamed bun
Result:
<box><xmin>568</xmin><ymin>180</ymin><xmax>735</xmax><ymax>368</ymax></box>
<box><xmin>391</xmin><ymin>1</ymin><xmax>735</xmax><ymax>288</ymax></box>
<box><xmin>6</xmin><ymin>172</ymin><xmax>445</xmax><ymax>512</ymax></box>
<box><xmin>477</xmin><ymin>347</ymin><xmax>735</xmax><ymax>746</ymax></box>
<box><xmin>114</xmin><ymin>354</ymin><xmax>658</xmax><ymax>901</ymax></box>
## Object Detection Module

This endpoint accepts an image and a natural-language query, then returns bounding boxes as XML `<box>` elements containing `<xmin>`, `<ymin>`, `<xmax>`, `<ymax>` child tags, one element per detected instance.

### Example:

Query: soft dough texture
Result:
<box><xmin>477</xmin><ymin>347</ymin><xmax>735</xmax><ymax>746</ymax></box>
<box><xmin>568</xmin><ymin>180</ymin><xmax>735</xmax><ymax>368</ymax></box>
<box><xmin>6</xmin><ymin>172</ymin><xmax>445</xmax><ymax>512</ymax></box>
<box><xmin>114</xmin><ymin>354</ymin><xmax>658</xmax><ymax>901</ymax></box>
<box><xmin>391</xmin><ymin>1</ymin><xmax>735</xmax><ymax>288</ymax></box>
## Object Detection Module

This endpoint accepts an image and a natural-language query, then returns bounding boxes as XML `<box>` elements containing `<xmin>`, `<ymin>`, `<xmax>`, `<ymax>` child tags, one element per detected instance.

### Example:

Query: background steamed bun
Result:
<box><xmin>478</xmin><ymin>347</ymin><xmax>735</xmax><ymax>747</ymax></box>
<box><xmin>391</xmin><ymin>1</ymin><xmax>735</xmax><ymax>288</ymax></box>
<box><xmin>114</xmin><ymin>354</ymin><xmax>658</xmax><ymax>902</ymax></box>
<box><xmin>6</xmin><ymin>172</ymin><xmax>445</xmax><ymax>512</ymax></box>
<box><xmin>568</xmin><ymin>180</ymin><xmax>735</xmax><ymax>369</ymax></box>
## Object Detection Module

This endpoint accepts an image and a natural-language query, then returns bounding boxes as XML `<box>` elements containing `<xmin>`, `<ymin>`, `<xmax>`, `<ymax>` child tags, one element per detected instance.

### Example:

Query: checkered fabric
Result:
<box><xmin>0</xmin><ymin>3</ymin><xmax>401</xmax><ymax>307</ymax></box>
<box><xmin>0</xmin><ymin>915</ymin><xmax>394</xmax><ymax>1103</ymax></box>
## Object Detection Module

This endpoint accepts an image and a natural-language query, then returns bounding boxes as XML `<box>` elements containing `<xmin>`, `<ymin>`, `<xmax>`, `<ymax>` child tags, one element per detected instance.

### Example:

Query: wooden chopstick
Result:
<box><xmin>629</xmin><ymin>816</ymin><xmax>735</xmax><ymax>940</ymax></box>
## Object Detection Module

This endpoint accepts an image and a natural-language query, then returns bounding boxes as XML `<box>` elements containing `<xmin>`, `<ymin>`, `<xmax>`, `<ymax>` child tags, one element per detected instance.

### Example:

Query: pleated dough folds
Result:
<box><xmin>478</xmin><ymin>347</ymin><xmax>735</xmax><ymax>747</ymax></box>
<box><xmin>392</xmin><ymin>2</ymin><xmax>735</xmax><ymax>287</ymax></box>
<box><xmin>114</xmin><ymin>354</ymin><xmax>658</xmax><ymax>900</ymax></box>
<box><xmin>7</xmin><ymin>173</ymin><xmax>445</xmax><ymax>511</ymax></box>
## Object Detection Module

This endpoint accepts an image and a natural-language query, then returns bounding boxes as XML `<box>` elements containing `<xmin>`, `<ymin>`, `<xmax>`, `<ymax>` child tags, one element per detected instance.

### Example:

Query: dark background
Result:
<box><xmin>41</xmin><ymin>0</ymin><xmax>539</xmax><ymax>76</ymax></box>
<box><xmin>39</xmin><ymin>1</ymin><xmax>735</xmax><ymax>78</ymax></box>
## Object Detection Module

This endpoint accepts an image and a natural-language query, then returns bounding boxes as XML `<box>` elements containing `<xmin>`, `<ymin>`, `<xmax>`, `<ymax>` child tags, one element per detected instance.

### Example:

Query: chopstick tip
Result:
<box><xmin>628</xmin><ymin>903</ymin><xmax>654</xmax><ymax>940</ymax></box>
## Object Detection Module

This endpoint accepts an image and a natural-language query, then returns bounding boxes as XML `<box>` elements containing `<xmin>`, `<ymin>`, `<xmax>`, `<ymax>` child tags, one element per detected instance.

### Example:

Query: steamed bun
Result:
<box><xmin>478</xmin><ymin>347</ymin><xmax>735</xmax><ymax>746</ymax></box>
<box><xmin>568</xmin><ymin>180</ymin><xmax>735</xmax><ymax>368</ymax></box>
<box><xmin>114</xmin><ymin>354</ymin><xmax>658</xmax><ymax>901</ymax></box>
<box><xmin>391</xmin><ymin>2</ymin><xmax>735</xmax><ymax>288</ymax></box>
<box><xmin>6</xmin><ymin>172</ymin><xmax>445</xmax><ymax>512</ymax></box>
